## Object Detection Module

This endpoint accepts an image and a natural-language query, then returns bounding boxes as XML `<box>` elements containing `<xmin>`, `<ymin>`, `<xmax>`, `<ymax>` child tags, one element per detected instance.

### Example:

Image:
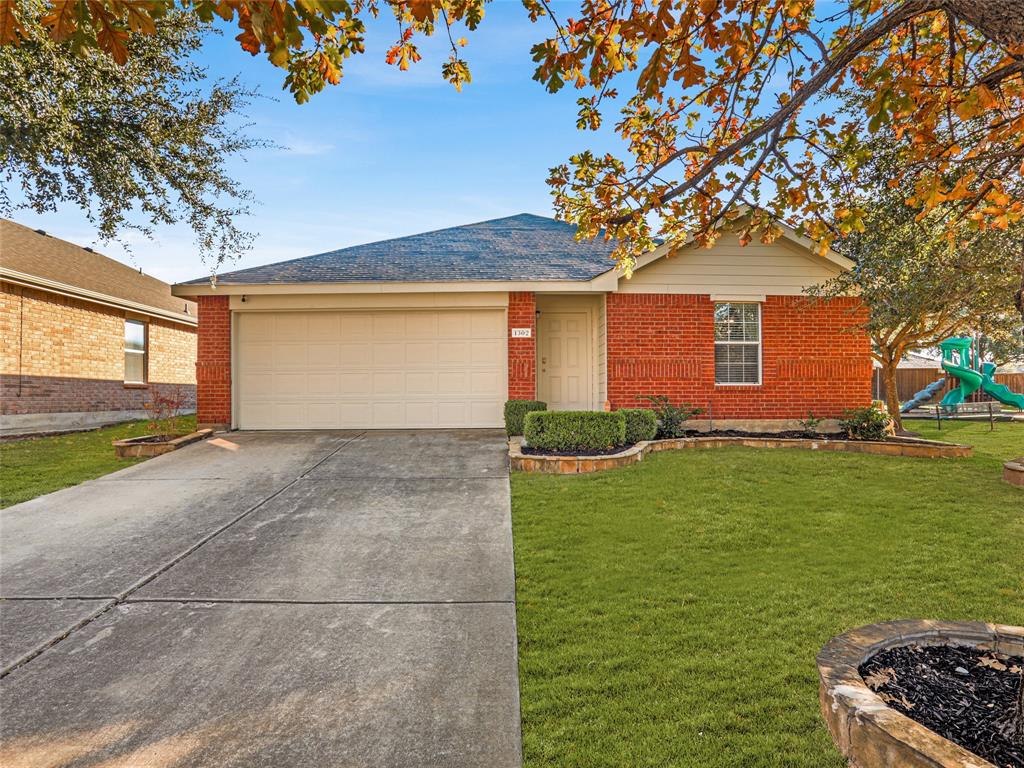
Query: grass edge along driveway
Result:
<box><xmin>1</xmin><ymin>416</ymin><xmax>197</xmax><ymax>508</ymax></box>
<box><xmin>511</xmin><ymin>421</ymin><xmax>1024</xmax><ymax>767</ymax></box>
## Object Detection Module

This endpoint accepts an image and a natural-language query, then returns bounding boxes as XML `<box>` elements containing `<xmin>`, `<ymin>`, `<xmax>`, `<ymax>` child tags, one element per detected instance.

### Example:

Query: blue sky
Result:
<box><xmin>12</xmin><ymin>3</ymin><xmax>626</xmax><ymax>284</ymax></box>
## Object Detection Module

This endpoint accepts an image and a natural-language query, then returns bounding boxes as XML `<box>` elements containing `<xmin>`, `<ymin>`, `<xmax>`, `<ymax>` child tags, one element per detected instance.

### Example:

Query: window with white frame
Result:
<box><xmin>124</xmin><ymin>319</ymin><xmax>148</xmax><ymax>384</ymax></box>
<box><xmin>714</xmin><ymin>303</ymin><xmax>761</xmax><ymax>385</ymax></box>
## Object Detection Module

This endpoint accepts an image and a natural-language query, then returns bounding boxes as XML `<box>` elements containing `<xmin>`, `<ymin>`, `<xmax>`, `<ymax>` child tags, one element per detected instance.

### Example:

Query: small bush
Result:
<box><xmin>504</xmin><ymin>400</ymin><xmax>547</xmax><ymax>436</ymax></box>
<box><xmin>619</xmin><ymin>408</ymin><xmax>658</xmax><ymax>443</ymax></box>
<box><xmin>523</xmin><ymin>410</ymin><xmax>626</xmax><ymax>452</ymax></box>
<box><xmin>839</xmin><ymin>405</ymin><xmax>891</xmax><ymax>441</ymax></box>
<box><xmin>797</xmin><ymin>413</ymin><xmax>824</xmax><ymax>434</ymax></box>
<box><xmin>638</xmin><ymin>395</ymin><xmax>704</xmax><ymax>439</ymax></box>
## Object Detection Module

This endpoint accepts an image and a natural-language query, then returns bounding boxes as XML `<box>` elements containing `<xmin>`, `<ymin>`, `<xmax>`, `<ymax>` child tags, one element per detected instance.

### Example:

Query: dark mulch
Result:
<box><xmin>120</xmin><ymin>434</ymin><xmax>184</xmax><ymax>444</ymax></box>
<box><xmin>693</xmin><ymin>429</ymin><xmax>820</xmax><ymax>439</ymax></box>
<box><xmin>521</xmin><ymin>444</ymin><xmax>634</xmax><ymax>457</ymax></box>
<box><xmin>860</xmin><ymin>644</ymin><xmax>1024</xmax><ymax>767</ymax></box>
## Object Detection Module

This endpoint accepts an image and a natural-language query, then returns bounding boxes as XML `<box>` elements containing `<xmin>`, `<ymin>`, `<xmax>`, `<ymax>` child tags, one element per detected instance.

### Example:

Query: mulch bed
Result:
<box><xmin>119</xmin><ymin>434</ymin><xmax>186</xmax><ymax>445</ymax></box>
<box><xmin>860</xmin><ymin>644</ymin><xmax>1024</xmax><ymax>767</ymax></box>
<box><xmin>521</xmin><ymin>444</ymin><xmax>634</xmax><ymax>457</ymax></box>
<box><xmin>518</xmin><ymin>430</ymin><xmax>949</xmax><ymax>457</ymax></box>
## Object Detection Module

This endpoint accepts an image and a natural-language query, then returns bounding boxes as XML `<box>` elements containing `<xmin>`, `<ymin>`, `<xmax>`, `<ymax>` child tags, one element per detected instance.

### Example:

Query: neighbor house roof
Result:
<box><xmin>0</xmin><ymin>219</ymin><xmax>196</xmax><ymax>324</ymax></box>
<box><xmin>872</xmin><ymin>352</ymin><xmax>943</xmax><ymax>369</ymax></box>
<box><xmin>179</xmin><ymin>213</ymin><xmax>620</xmax><ymax>286</ymax></box>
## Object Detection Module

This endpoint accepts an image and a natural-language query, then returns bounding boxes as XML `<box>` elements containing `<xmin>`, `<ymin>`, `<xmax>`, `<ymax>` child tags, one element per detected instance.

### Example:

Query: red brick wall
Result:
<box><xmin>508</xmin><ymin>291</ymin><xmax>536</xmax><ymax>400</ymax></box>
<box><xmin>1</xmin><ymin>281</ymin><xmax>195</xmax><ymax>416</ymax></box>
<box><xmin>195</xmin><ymin>295</ymin><xmax>232</xmax><ymax>428</ymax></box>
<box><xmin>605</xmin><ymin>293</ymin><xmax>872</xmax><ymax>418</ymax></box>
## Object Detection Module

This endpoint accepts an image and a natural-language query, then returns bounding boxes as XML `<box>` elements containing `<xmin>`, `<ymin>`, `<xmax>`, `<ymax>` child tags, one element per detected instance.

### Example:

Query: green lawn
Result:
<box><xmin>511</xmin><ymin>420</ymin><xmax>1024</xmax><ymax>767</ymax></box>
<box><xmin>0</xmin><ymin>415</ymin><xmax>196</xmax><ymax>508</ymax></box>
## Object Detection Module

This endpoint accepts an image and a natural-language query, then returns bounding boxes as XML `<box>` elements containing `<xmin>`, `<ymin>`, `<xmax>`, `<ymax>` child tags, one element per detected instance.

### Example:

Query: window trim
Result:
<box><xmin>124</xmin><ymin>318</ymin><xmax>149</xmax><ymax>385</ymax></box>
<box><xmin>713</xmin><ymin>302</ymin><xmax>762</xmax><ymax>387</ymax></box>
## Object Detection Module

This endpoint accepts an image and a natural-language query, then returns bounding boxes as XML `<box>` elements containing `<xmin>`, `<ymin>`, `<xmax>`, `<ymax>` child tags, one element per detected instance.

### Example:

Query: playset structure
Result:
<box><xmin>898</xmin><ymin>337</ymin><xmax>1024</xmax><ymax>413</ymax></box>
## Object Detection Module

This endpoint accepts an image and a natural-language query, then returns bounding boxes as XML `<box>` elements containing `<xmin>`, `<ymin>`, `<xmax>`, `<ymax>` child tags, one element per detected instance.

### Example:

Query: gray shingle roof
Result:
<box><xmin>181</xmin><ymin>214</ymin><xmax>619</xmax><ymax>285</ymax></box>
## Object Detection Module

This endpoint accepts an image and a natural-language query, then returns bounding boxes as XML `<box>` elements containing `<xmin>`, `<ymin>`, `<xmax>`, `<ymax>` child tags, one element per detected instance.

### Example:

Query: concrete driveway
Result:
<box><xmin>0</xmin><ymin>430</ymin><xmax>520</xmax><ymax>767</ymax></box>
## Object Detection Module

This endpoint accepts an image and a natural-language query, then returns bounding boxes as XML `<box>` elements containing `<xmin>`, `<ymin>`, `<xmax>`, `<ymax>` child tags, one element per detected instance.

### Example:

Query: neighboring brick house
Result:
<box><xmin>1</xmin><ymin>220</ymin><xmax>197</xmax><ymax>435</ymax></box>
<box><xmin>173</xmin><ymin>212</ymin><xmax>872</xmax><ymax>432</ymax></box>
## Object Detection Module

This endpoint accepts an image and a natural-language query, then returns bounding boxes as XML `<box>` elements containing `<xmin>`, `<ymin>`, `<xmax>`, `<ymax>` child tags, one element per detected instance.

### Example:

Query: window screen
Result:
<box><xmin>714</xmin><ymin>303</ymin><xmax>761</xmax><ymax>385</ymax></box>
<box><xmin>125</xmin><ymin>319</ymin><xmax>147</xmax><ymax>383</ymax></box>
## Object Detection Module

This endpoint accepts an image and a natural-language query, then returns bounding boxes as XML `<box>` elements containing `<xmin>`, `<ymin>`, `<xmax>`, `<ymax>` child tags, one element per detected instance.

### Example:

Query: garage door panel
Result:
<box><xmin>275</xmin><ymin>314</ymin><xmax>307</xmax><ymax>339</ymax></box>
<box><xmin>437</xmin><ymin>312</ymin><xmax>471</xmax><ymax>336</ymax></box>
<box><xmin>307</xmin><ymin>402</ymin><xmax>340</xmax><ymax>426</ymax></box>
<box><xmin>238</xmin><ymin>309</ymin><xmax>505</xmax><ymax>429</ymax></box>
<box><xmin>471</xmin><ymin>341</ymin><xmax>502</xmax><ymax>365</ymax></box>
<box><xmin>437</xmin><ymin>342</ymin><xmax>469</xmax><ymax>364</ymax></box>
<box><xmin>372</xmin><ymin>342</ymin><xmax>405</xmax><ymax>366</ymax></box>
<box><xmin>406</xmin><ymin>372</ymin><xmax>436</xmax><ymax>394</ymax></box>
<box><xmin>405</xmin><ymin>342</ymin><xmax>436</xmax><ymax>365</ymax></box>
<box><xmin>471</xmin><ymin>312</ymin><xmax>504</xmax><ymax>337</ymax></box>
<box><xmin>306</xmin><ymin>313</ymin><xmax>340</xmax><ymax>339</ymax></box>
<box><xmin>307</xmin><ymin>373</ymin><xmax>338</xmax><ymax>396</ymax></box>
<box><xmin>372</xmin><ymin>314</ymin><xmax>405</xmax><ymax>339</ymax></box>
<box><xmin>437</xmin><ymin>401</ymin><xmax>468</xmax><ymax>425</ymax></box>
<box><xmin>338</xmin><ymin>343</ymin><xmax>370</xmax><ymax>365</ymax></box>
<box><xmin>306</xmin><ymin>343</ymin><xmax>340</xmax><ymax>367</ymax></box>
<box><xmin>470</xmin><ymin>401</ymin><xmax>500</xmax><ymax>425</ymax></box>
<box><xmin>372</xmin><ymin>371</ymin><xmax>404</xmax><ymax>395</ymax></box>
<box><xmin>340</xmin><ymin>314</ymin><xmax>372</xmax><ymax>336</ymax></box>
<box><xmin>274</xmin><ymin>373</ymin><xmax>307</xmax><ymax>397</ymax></box>
<box><xmin>470</xmin><ymin>370</ymin><xmax>501</xmax><ymax>394</ymax></box>
<box><xmin>274</xmin><ymin>343</ymin><xmax>307</xmax><ymax>368</ymax></box>
<box><xmin>239</xmin><ymin>373</ymin><xmax>273</xmax><ymax>399</ymax></box>
<box><xmin>371</xmin><ymin>402</ymin><xmax>404</xmax><ymax>427</ymax></box>
<box><xmin>437</xmin><ymin>371</ymin><xmax>468</xmax><ymax>395</ymax></box>
<box><xmin>338</xmin><ymin>372</ymin><xmax>371</xmax><ymax>395</ymax></box>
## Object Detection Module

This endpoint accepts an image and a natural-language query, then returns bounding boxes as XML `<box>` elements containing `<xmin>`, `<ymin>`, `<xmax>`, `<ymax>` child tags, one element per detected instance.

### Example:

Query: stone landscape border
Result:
<box><xmin>816</xmin><ymin>620</ymin><xmax>1024</xmax><ymax>768</ymax></box>
<box><xmin>1004</xmin><ymin>457</ymin><xmax>1024</xmax><ymax>487</ymax></box>
<box><xmin>113</xmin><ymin>428</ymin><xmax>213</xmax><ymax>459</ymax></box>
<box><xmin>509</xmin><ymin>434</ymin><xmax>972</xmax><ymax>474</ymax></box>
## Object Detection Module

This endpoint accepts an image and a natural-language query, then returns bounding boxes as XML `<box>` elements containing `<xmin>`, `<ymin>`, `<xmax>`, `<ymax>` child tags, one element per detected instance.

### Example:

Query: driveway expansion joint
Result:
<box><xmin>0</xmin><ymin>432</ymin><xmax>365</xmax><ymax>679</ymax></box>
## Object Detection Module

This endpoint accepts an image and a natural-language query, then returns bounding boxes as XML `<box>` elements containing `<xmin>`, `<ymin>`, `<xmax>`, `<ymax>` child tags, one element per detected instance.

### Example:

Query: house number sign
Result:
<box><xmin>511</xmin><ymin>328</ymin><xmax>532</xmax><ymax>338</ymax></box>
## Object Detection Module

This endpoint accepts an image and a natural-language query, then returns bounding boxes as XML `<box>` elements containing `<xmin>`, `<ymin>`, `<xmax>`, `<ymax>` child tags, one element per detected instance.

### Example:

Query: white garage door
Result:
<box><xmin>236</xmin><ymin>310</ymin><xmax>506</xmax><ymax>429</ymax></box>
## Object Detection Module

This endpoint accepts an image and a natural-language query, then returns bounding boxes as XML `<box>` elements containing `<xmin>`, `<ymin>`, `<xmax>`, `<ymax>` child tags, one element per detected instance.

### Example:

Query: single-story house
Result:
<box><xmin>172</xmin><ymin>213</ymin><xmax>872</xmax><ymax>432</ymax></box>
<box><xmin>1</xmin><ymin>220</ymin><xmax>197</xmax><ymax>436</ymax></box>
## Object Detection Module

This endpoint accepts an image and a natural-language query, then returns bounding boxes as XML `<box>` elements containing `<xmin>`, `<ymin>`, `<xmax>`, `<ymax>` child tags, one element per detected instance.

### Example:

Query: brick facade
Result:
<box><xmin>1</xmin><ymin>281</ymin><xmax>196</xmax><ymax>419</ymax></box>
<box><xmin>195</xmin><ymin>295</ymin><xmax>232</xmax><ymax>429</ymax></box>
<box><xmin>605</xmin><ymin>293</ymin><xmax>872</xmax><ymax>418</ymax></box>
<box><xmin>507</xmin><ymin>291</ymin><xmax>536</xmax><ymax>400</ymax></box>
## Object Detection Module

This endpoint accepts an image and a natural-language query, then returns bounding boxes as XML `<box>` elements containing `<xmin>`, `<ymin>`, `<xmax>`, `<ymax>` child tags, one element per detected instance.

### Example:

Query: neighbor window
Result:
<box><xmin>714</xmin><ymin>303</ymin><xmax>761</xmax><ymax>385</ymax></box>
<box><xmin>124</xmin><ymin>319</ymin><xmax>147</xmax><ymax>384</ymax></box>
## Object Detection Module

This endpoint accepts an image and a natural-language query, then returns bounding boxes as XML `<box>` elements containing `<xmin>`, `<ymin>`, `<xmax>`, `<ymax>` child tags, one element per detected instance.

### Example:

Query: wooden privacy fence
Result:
<box><xmin>872</xmin><ymin>369</ymin><xmax>1024</xmax><ymax>404</ymax></box>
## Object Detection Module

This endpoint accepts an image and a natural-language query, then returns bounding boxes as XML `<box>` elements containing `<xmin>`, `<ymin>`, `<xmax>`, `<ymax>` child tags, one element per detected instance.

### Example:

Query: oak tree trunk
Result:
<box><xmin>880</xmin><ymin>357</ymin><xmax>904</xmax><ymax>432</ymax></box>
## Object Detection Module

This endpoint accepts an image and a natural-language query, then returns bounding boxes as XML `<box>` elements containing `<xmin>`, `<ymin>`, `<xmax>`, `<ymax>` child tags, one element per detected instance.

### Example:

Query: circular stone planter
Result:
<box><xmin>1004</xmin><ymin>457</ymin><xmax>1024</xmax><ymax>488</ymax></box>
<box><xmin>509</xmin><ymin>435</ymin><xmax>971</xmax><ymax>474</ymax></box>
<box><xmin>817</xmin><ymin>620</ymin><xmax>1024</xmax><ymax>768</ymax></box>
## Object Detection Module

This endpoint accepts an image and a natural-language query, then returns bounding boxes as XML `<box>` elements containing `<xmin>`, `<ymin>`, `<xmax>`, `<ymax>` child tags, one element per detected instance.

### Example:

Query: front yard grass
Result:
<box><xmin>0</xmin><ymin>416</ymin><xmax>197</xmax><ymax>508</ymax></box>
<box><xmin>511</xmin><ymin>420</ymin><xmax>1024</xmax><ymax>767</ymax></box>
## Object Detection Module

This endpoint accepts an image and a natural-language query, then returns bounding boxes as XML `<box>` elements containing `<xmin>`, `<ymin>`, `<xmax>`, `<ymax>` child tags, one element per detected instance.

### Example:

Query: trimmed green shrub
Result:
<box><xmin>504</xmin><ymin>400</ymin><xmax>547</xmax><ymax>436</ymax></box>
<box><xmin>839</xmin><ymin>405</ymin><xmax>891</xmax><ymax>441</ymax></box>
<box><xmin>523</xmin><ymin>410</ymin><xmax>626</xmax><ymax>453</ymax></box>
<box><xmin>619</xmin><ymin>408</ymin><xmax>658</xmax><ymax>443</ymax></box>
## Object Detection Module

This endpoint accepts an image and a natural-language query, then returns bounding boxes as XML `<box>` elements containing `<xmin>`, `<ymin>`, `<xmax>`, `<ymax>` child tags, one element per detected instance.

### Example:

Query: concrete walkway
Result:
<box><xmin>0</xmin><ymin>430</ymin><xmax>521</xmax><ymax>767</ymax></box>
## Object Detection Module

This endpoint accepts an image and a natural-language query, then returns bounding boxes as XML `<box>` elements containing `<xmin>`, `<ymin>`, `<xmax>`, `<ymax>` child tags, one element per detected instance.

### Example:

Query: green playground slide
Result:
<box><xmin>938</xmin><ymin>336</ymin><xmax>1024</xmax><ymax>410</ymax></box>
<box><xmin>939</xmin><ymin>362</ymin><xmax>983</xmax><ymax>407</ymax></box>
<box><xmin>981</xmin><ymin>376</ymin><xmax>1024</xmax><ymax>409</ymax></box>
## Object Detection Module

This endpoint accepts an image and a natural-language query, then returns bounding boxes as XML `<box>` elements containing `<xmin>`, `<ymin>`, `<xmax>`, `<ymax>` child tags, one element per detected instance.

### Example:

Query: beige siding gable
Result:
<box><xmin>618</xmin><ymin>232</ymin><xmax>843</xmax><ymax>296</ymax></box>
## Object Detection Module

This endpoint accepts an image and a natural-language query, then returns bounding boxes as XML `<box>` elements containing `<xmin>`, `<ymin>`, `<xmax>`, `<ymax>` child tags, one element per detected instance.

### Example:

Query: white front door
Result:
<box><xmin>538</xmin><ymin>312</ymin><xmax>592</xmax><ymax>410</ymax></box>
